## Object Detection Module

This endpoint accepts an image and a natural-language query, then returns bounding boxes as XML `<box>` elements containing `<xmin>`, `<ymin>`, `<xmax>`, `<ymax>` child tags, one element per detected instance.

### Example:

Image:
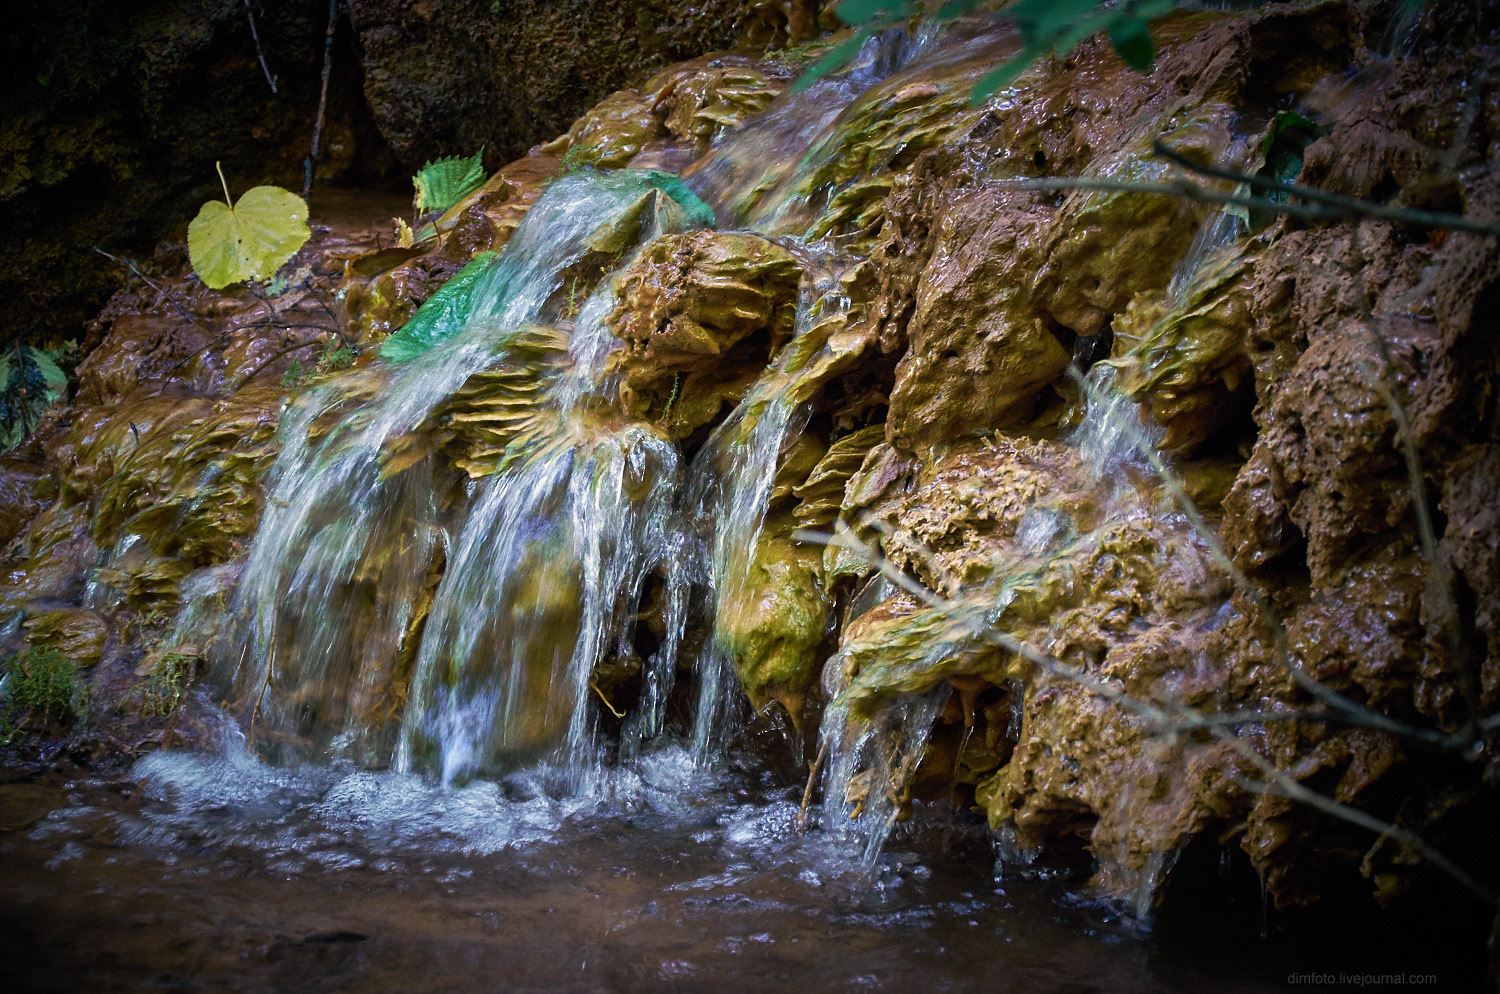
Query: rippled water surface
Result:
<box><xmin>0</xmin><ymin>741</ymin><xmax>1417</xmax><ymax>994</ymax></box>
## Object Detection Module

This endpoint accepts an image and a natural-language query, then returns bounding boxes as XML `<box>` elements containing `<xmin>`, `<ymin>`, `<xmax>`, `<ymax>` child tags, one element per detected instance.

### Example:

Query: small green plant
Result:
<box><xmin>188</xmin><ymin>162</ymin><xmax>311</xmax><ymax>290</ymax></box>
<box><xmin>661</xmin><ymin>373</ymin><xmax>682</xmax><ymax>423</ymax></box>
<box><xmin>413</xmin><ymin>148</ymin><xmax>486</xmax><ymax>213</ymax></box>
<box><xmin>262</xmin><ymin>266</ymin><xmax>312</xmax><ymax>298</ymax></box>
<box><xmin>763</xmin><ymin>39</ymin><xmax>824</xmax><ymax>65</ymax></box>
<box><xmin>563</xmin><ymin>276</ymin><xmax>584</xmax><ymax>318</ymax></box>
<box><xmin>281</xmin><ymin>358</ymin><xmax>308</xmax><ymax>389</ymax></box>
<box><xmin>558</xmin><ymin>143</ymin><xmax>592</xmax><ymax>176</ymax></box>
<box><xmin>132</xmin><ymin>651</ymin><xmax>197</xmax><ymax>720</ymax></box>
<box><xmin>315</xmin><ymin>338</ymin><xmax>357</xmax><ymax>375</ymax></box>
<box><xmin>0</xmin><ymin>342</ymin><xmax>70</xmax><ymax>451</ymax></box>
<box><xmin>117</xmin><ymin>606</ymin><xmax>171</xmax><ymax>642</ymax></box>
<box><xmin>0</xmin><ymin>647</ymin><xmax>89</xmax><ymax>742</ymax></box>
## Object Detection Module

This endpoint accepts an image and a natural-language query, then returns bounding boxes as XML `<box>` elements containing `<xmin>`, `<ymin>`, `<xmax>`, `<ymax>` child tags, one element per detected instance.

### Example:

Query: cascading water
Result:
<box><xmin>211</xmin><ymin>172</ymin><xmax>716</xmax><ymax>773</ymax></box>
<box><xmin>807</xmin><ymin>198</ymin><xmax>1252</xmax><ymax>879</ymax></box>
<box><xmin>178</xmin><ymin>15</ymin><xmax>1234</xmax><ymax>887</ymax></box>
<box><xmin>194</xmin><ymin>17</ymin><xmax>983</xmax><ymax>790</ymax></box>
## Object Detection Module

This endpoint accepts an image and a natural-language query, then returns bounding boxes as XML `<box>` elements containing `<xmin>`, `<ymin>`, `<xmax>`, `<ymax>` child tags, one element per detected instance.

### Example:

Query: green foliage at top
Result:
<box><xmin>0</xmin><ymin>646</ymin><xmax>89</xmax><ymax>741</ymax></box>
<box><xmin>188</xmin><ymin>163</ymin><xmax>311</xmax><ymax>290</ymax></box>
<box><xmin>379</xmin><ymin>251</ymin><xmax>500</xmax><ymax>363</ymax></box>
<box><xmin>413</xmin><ymin>149</ymin><xmax>487</xmax><ymax>213</ymax></box>
<box><xmin>0</xmin><ymin>343</ymin><xmax>69</xmax><ymax>451</ymax></box>
<box><xmin>797</xmin><ymin>0</ymin><xmax>1174</xmax><ymax>104</ymax></box>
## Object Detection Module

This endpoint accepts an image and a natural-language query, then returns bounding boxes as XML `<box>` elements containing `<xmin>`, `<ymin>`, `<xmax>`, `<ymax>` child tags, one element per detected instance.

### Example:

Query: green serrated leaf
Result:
<box><xmin>188</xmin><ymin>174</ymin><xmax>310</xmax><ymax>290</ymax></box>
<box><xmin>0</xmin><ymin>345</ymin><xmax>69</xmax><ymax>450</ymax></box>
<box><xmin>30</xmin><ymin>347</ymin><xmax>66</xmax><ymax>395</ymax></box>
<box><xmin>379</xmin><ymin>252</ymin><xmax>499</xmax><ymax>363</ymax></box>
<box><xmin>413</xmin><ymin>149</ymin><xmax>487</xmax><ymax>213</ymax></box>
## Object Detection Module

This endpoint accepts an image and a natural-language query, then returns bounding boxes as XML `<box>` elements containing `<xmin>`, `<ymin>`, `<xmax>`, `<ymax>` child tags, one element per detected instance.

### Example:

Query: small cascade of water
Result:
<box><xmin>1065</xmin><ymin>207</ymin><xmax>1248</xmax><ymax>912</ymax></box>
<box><xmin>393</xmin><ymin>421</ymin><xmax>681</xmax><ymax>787</ymax></box>
<box><xmin>680</xmin><ymin>248</ymin><xmax>851</xmax><ymax>756</ymax></box>
<box><xmin>682</xmin><ymin>390</ymin><xmax>799</xmax><ymax>759</ymax></box>
<box><xmin>685</xmin><ymin>18</ymin><xmax>1006</xmax><ymax>235</ymax></box>
<box><xmin>1072</xmin><ymin>361</ymin><xmax>1164</xmax><ymax>481</ymax></box>
<box><xmin>684</xmin><ymin>30</ymin><xmax>921</xmax><ymax>226</ymax></box>
<box><xmin>1078</xmin><ymin>205</ymin><xmax>1244</xmax><ymax>481</ymax></box>
<box><xmin>212</xmin><ymin>172</ymin><xmax>711</xmax><ymax>772</ymax></box>
<box><xmin>816</xmin><ymin>688</ymin><xmax>950</xmax><ymax>873</ymax></box>
<box><xmin>1166</xmin><ymin>209</ymin><xmax>1244</xmax><ymax>303</ymax></box>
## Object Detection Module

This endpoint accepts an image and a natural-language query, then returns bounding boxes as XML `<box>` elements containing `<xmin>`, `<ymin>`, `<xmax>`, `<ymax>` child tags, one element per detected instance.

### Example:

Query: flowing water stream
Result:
<box><xmin>3</xmin><ymin>22</ymin><xmax>1466</xmax><ymax>993</ymax></box>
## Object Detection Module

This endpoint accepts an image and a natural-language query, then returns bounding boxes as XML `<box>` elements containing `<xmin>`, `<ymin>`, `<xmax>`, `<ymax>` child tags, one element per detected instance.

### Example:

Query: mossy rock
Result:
<box><xmin>23</xmin><ymin>608</ymin><xmax>107</xmax><ymax>667</ymax></box>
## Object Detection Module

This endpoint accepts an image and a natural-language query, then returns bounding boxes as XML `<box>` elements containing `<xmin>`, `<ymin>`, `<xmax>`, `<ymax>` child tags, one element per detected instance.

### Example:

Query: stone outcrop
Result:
<box><xmin>344</xmin><ymin>0</ymin><xmax>820</xmax><ymax>165</ymax></box>
<box><xmin>3</xmin><ymin>0</ymin><xmax>1498</xmax><ymax>921</ymax></box>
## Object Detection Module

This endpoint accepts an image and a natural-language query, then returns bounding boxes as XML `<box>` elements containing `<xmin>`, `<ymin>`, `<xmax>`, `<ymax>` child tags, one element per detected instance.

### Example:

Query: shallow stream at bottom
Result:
<box><xmin>0</xmin><ymin>741</ymin><xmax>1466</xmax><ymax>993</ymax></box>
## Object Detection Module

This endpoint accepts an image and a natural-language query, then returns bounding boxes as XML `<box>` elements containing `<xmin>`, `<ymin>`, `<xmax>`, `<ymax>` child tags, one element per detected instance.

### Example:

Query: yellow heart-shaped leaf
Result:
<box><xmin>188</xmin><ymin>183</ymin><xmax>310</xmax><ymax>290</ymax></box>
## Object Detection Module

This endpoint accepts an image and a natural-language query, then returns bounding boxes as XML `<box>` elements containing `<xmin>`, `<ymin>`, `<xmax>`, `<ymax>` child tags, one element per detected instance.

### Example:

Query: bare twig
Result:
<box><xmin>244</xmin><ymin>0</ymin><xmax>278</xmax><ymax>94</ymax></box>
<box><xmin>165</xmin><ymin>322</ymin><xmax>336</xmax><ymax>377</ymax></box>
<box><xmin>92</xmin><ymin>247</ymin><xmax>202</xmax><ymax>328</ymax></box>
<box><xmin>1066</xmin><ymin>366</ymin><xmax>1461</xmax><ymax>750</ymax></box>
<box><xmin>1219</xmin><ymin>734</ymin><xmax>1494</xmax><ymax>903</ymax></box>
<box><xmin>1150</xmin><ymin>141</ymin><xmax>1500</xmax><ymax>238</ymax></box>
<box><xmin>234</xmin><ymin>338</ymin><xmax>325</xmax><ymax>389</ymax></box>
<box><xmin>239</xmin><ymin>321</ymin><xmax>340</xmax><ymax>332</ymax></box>
<box><xmin>167</xmin><ymin>332</ymin><xmax>234</xmax><ymax>375</ymax></box>
<box><xmin>1346</xmin><ymin>254</ymin><xmax>1481</xmax><ymax>739</ymax></box>
<box><xmin>1007</xmin><ymin>169</ymin><xmax>1500</xmax><ymax>239</ymax></box>
<box><xmin>250</xmin><ymin>636</ymin><xmax>276</xmax><ymax>728</ymax></box>
<box><xmin>802</xmin><ymin>523</ymin><xmax>1497</xmax><ymax>903</ymax></box>
<box><xmin>304</xmin><ymin>0</ymin><xmax>339</xmax><ymax>196</ymax></box>
<box><xmin>797</xmin><ymin>734</ymin><xmax>831</xmax><ymax>831</ymax></box>
<box><xmin>1002</xmin><ymin>175</ymin><xmax>1357</xmax><ymax>221</ymax></box>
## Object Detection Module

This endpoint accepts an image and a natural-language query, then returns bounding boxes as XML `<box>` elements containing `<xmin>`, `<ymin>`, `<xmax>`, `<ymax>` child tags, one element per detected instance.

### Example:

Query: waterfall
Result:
<box><xmin>216</xmin><ymin>172</ymin><xmax>714</xmax><ymax>771</ymax></box>
<box><xmin>816</xmin><ymin>689</ymin><xmax>950</xmax><ymax>872</ymax></box>
<box><xmin>188</xmin><ymin>16</ymin><xmax>1025</xmax><ymax>868</ymax></box>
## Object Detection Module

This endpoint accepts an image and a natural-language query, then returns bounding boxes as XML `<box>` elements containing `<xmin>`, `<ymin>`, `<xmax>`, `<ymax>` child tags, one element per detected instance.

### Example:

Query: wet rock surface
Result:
<box><xmin>2</xmin><ymin>0</ymin><xmax>1498</xmax><ymax>969</ymax></box>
